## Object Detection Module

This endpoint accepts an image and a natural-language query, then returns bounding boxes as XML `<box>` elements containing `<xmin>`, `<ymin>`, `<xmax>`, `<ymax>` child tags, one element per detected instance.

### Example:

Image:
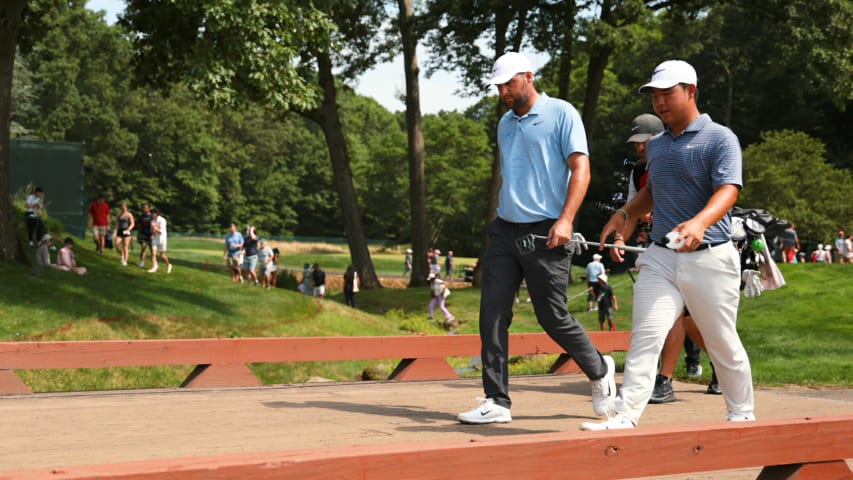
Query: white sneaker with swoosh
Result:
<box><xmin>457</xmin><ymin>397</ymin><xmax>512</xmax><ymax>424</ymax></box>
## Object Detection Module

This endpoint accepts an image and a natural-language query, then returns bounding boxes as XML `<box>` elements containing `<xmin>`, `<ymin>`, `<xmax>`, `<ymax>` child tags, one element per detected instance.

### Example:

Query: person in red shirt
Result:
<box><xmin>87</xmin><ymin>194</ymin><xmax>111</xmax><ymax>255</ymax></box>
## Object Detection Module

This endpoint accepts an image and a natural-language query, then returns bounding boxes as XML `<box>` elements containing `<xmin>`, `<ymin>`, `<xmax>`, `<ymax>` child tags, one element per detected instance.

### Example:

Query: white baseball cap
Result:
<box><xmin>485</xmin><ymin>52</ymin><xmax>534</xmax><ymax>86</ymax></box>
<box><xmin>592</xmin><ymin>253</ymin><xmax>602</xmax><ymax>261</ymax></box>
<box><xmin>598</xmin><ymin>273</ymin><xmax>608</xmax><ymax>284</ymax></box>
<box><xmin>639</xmin><ymin>60</ymin><xmax>697</xmax><ymax>93</ymax></box>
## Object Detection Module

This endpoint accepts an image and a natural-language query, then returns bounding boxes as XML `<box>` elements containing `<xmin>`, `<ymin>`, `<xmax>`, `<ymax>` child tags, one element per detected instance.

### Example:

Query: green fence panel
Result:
<box><xmin>10</xmin><ymin>140</ymin><xmax>86</xmax><ymax>238</ymax></box>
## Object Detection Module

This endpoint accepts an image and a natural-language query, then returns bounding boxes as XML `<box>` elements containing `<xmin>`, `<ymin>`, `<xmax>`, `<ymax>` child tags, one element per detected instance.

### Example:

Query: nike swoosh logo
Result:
<box><xmin>533</xmin><ymin>121</ymin><xmax>543</xmax><ymax>125</ymax></box>
<box><xmin>480</xmin><ymin>410</ymin><xmax>492</xmax><ymax>416</ymax></box>
<box><xmin>631</xmin><ymin>126</ymin><xmax>640</xmax><ymax>132</ymax></box>
<box><xmin>686</xmin><ymin>144</ymin><xmax>697</xmax><ymax>149</ymax></box>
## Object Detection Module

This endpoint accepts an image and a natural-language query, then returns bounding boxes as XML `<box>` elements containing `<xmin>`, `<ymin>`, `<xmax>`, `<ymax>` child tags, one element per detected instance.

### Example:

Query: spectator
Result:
<box><xmin>115</xmin><ymin>201</ymin><xmax>136</xmax><ymax>267</ymax></box>
<box><xmin>147</xmin><ymin>209</ymin><xmax>172</xmax><ymax>273</ymax></box>
<box><xmin>847</xmin><ymin>235</ymin><xmax>853</xmax><ymax>264</ymax></box>
<box><xmin>403</xmin><ymin>248</ymin><xmax>413</xmax><ymax>277</ymax></box>
<box><xmin>24</xmin><ymin>186</ymin><xmax>45</xmax><ymax>246</ymax></box>
<box><xmin>87</xmin><ymin>194</ymin><xmax>111</xmax><ymax>255</ymax></box>
<box><xmin>444</xmin><ymin>250</ymin><xmax>455</xmax><ymax>280</ymax></box>
<box><xmin>427</xmin><ymin>272</ymin><xmax>456</xmax><ymax>329</ymax></box>
<box><xmin>224</xmin><ymin>223</ymin><xmax>244</xmax><ymax>283</ymax></box>
<box><xmin>243</xmin><ymin>226</ymin><xmax>260</xmax><ymax>286</ymax></box>
<box><xmin>811</xmin><ymin>244</ymin><xmax>828</xmax><ymax>263</ymax></box>
<box><xmin>136</xmin><ymin>203</ymin><xmax>153</xmax><ymax>269</ymax></box>
<box><xmin>431</xmin><ymin>249</ymin><xmax>441</xmax><ymax>275</ymax></box>
<box><xmin>299</xmin><ymin>262</ymin><xmax>313</xmax><ymax>294</ymax></box>
<box><xmin>781</xmin><ymin>223</ymin><xmax>800</xmax><ymax>263</ymax></box>
<box><xmin>596</xmin><ymin>274</ymin><xmax>618</xmax><ymax>331</ymax></box>
<box><xmin>343</xmin><ymin>265</ymin><xmax>360</xmax><ymax>307</ymax></box>
<box><xmin>270</xmin><ymin>247</ymin><xmax>281</xmax><ymax>288</ymax></box>
<box><xmin>57</xmin><ymin>237</ymin><xmax>87</xmax><ymax>275</ymax></box>
<box><xmin>585</xmin><ymin>254</ymin><xmax>605</xmax><ymax>311</ymax></box>
<box><xmin>312</xmin><ymin>263</ymin><xmax>326</xmax><ymax>298</ymax></box>
<box><xmin>257</xmin><ymin>239</ymin><xmax>275</xmax><ymax>289</ymax></box>
<box><xmin>834</xmin><ymin>230</ymin><xmax>848</xmax><ymax>264</ymax></box>
<box><xmin>35</xmin><ymin>234</ymin><xmax>56</xmax><ymax>269</ymax></box>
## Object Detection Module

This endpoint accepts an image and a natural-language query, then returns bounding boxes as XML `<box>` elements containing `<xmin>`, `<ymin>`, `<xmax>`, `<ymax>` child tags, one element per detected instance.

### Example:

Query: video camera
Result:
<box><xmin>595</xmin><ymin>158</ymin><xmax>636</xmax><ymax>215</ymax></box>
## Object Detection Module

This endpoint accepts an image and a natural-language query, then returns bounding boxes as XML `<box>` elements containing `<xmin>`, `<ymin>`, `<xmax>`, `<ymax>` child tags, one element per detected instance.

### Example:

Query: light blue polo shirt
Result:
<box><xmin>496</xmin><ymin>93</ymin><xmax>589</xmax><ymax>223</ymax></box>
<box><xmin>225</xmin><ymin>232</ymin><xmax>244</xmax><ymax>256</ymax></box>
<box><xmin>646</xmin><ymin>114</ymin><xmax>742</xmax><ymax>244</ymax></box>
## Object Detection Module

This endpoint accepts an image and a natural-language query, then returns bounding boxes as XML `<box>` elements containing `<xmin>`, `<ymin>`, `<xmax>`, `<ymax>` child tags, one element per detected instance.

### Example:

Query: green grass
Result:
<box><xmin>2</xmin><ymin>231</ymin><xmax>850</xmax><ymax>392</ymax></box>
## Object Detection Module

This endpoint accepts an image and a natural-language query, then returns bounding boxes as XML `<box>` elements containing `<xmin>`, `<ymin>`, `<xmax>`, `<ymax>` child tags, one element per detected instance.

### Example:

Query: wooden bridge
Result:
<box><xmin>0</xmin><ymin>333</ymin><xmax>850</xmax><ymax>479</ymax></box>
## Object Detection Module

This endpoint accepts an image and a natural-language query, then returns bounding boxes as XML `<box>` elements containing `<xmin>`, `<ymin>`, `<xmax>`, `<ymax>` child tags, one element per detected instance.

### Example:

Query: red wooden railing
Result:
<box><xmin>0</xmin><ymin>331</ymin><xmax>631</xmax><ymax>395</ymax></box>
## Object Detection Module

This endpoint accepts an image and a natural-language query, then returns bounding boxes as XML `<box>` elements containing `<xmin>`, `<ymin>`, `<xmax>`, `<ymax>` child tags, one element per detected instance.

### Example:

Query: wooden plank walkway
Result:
<box><xmin>1</xmin><ymin>375</ymin><xmax>850</xmax><ymax>479</ymax></box>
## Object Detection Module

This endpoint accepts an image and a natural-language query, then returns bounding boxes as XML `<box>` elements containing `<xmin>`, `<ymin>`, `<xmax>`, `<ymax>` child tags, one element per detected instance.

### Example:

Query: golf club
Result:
<box><xmin>514</xmin><ymin>232</ymin><xmax>647</xmax><ymax>256</ymax></box>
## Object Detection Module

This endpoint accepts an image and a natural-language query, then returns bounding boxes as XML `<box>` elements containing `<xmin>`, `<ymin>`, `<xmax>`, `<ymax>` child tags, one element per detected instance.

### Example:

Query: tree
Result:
<box><xmin>739</xmin><ymin>130</ymin><xmax>853</xmax><ymax>243</ymax></box>
<box><xmin>10</xmin><ymin>55</ymin><xmax>35</xmax><ymax>136</ymax></box>
<box><xmin>422</xmin><ymin>111</ymin><xmax>491</xmax><ymax>254</ymax></box>
<box><xmin>395</xmin><ymin>0</ymin><xmax>430</xmax><ymax>286</ymax></box>
<box><xmin>576</xmin><ymin>0</ymin><xmax>649</xmax><ymax>141</ymax></box>
<box><xmin>126</xmin><ymin>88</ymin><xmax>223</xmax><ymax>231</ymax></box>
<box><xmin>688</xmin><ymin>0</ymin><xmax>853</xmax><ymax>167</ymax></box>
<box><xmin>23</xmin><ymin>4</ymin><xmax>139</xmax><ymax>202</ymax></box>
<box><xmin>295</xmin><ymin>1</ymin><xmax>389</xmax><ymax>289</ymax></box>
<box><xmin>0</xmin><ymin>0</ymin><xmax>28</xmax><ymax>262</ymax></box>
<box><xmin>528</xmin><ymin>1</ymin><xmax>579</xmax><ymax>102</ymax></box>
<box><xmin>340</xmin><ymin>93</ymin><xmax>408</xmax><ymax>241</ymax></box>
<box><xmin>121</xmin><ymin>1</ymin><xmax>386</xmax><ymax>288</ymax></box>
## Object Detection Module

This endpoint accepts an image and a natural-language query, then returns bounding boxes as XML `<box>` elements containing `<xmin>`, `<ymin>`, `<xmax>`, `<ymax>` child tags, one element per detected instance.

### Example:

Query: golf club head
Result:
<box><xmin>571</xmin><ymin>232</ymin><xmax>589</xmax><ymax>250</ymax></box>
<box><xmin>515</xmin><ymin>234</ymin><xmax>538</xmax><ymax>256</ymax></box>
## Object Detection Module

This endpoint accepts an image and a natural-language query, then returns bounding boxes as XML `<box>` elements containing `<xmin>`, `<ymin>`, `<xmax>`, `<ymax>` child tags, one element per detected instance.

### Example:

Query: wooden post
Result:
<box><xmin>757</xmin><ymin>459</ymin><xmax>853</xmax><ymax>480</ymax></box>
<box><xmin>0</xmin><ymin>370</ymin><xmax>31</xmax><ymax>395</ymax></box>
<box><xmin>388</xmin><ymin>358</ymin><xmax>458</xmax><ymax>381</ymax></box>
<box><xmin>180</xmin><ymin>364</ymin><xmax>262</xmax><ymax>389</ymax></box>
<box><xmin>547</xmin><ymin>354</ymin><xmax>582</xmax><ymax>374</ymax></box>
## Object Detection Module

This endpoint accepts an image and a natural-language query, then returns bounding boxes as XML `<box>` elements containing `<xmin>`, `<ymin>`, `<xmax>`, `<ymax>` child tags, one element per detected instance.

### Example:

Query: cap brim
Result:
<box><xmin>638</xmin><ymin>80</ymin><xmax>680</xmax><ymax>93</ymax></box>
<box><xmin>626</xmin><ymin>133</ymin><xmax>653</xmax><ymax>143</ymax></box>
<box><xmin>485</xmin><ymin>73</ymin><xmax>516</xmax><ymax>87</ymax></box>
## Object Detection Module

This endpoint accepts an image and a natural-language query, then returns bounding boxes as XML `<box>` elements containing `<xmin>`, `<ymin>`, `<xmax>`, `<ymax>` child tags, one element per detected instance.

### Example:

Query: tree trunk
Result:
<box><xmin>581</xmin><ymin>47</ymin><xmax>612</xmax><ymax>143</ymax></box>
<box><xmin>397</xmin><ymin>0</ymin><xmax>429</xmax><ymax>288</ymax></box>
<box><xmin>306</xmin><ymin>49</ymin><xmax>381</xmax><ymax>289</ymax></box>
<box><xmin>581</xmin><ymin>0</ymin><xmax>615</xmax><ymax>142</ymax></box>
<box><xmin>556</xmin><ymin>2</ymin><xmax>576</xmax><ymax>102</ymax></box>
<box><xmin>0</xmin><ymin>0</ymin><xmax>27</xmax><ymax>263</ymax></box>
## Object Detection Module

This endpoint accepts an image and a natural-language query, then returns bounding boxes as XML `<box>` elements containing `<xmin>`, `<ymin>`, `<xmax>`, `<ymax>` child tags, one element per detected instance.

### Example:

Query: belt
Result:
<box><xmin>500</xmin><ymin>218</ymin><xmax>552</xmax><ymax>229</ymax></box>
<box><xmin>653</xmin><ymin>240</ymin><xmax>730</xmax><ymax>251</ymax></box>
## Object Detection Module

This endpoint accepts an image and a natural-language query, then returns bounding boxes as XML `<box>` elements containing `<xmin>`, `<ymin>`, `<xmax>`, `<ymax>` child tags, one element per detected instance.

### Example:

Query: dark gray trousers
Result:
<box><xmin>479</xmin><ymin>218</ymin><xmax>608</xmax><ymax>408</ymax></box>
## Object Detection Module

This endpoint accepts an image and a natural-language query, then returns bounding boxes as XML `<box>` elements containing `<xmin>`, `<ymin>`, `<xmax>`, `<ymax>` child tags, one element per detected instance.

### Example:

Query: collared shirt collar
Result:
<box><xmin>509</xmin><ymin>92</ymin><xmax>549</xmax><ymax>120</ymax></box>
<box><xmin>664</xmin><ymin>113</ymin><xmax>711</xmax><ymax>137</ymax></box>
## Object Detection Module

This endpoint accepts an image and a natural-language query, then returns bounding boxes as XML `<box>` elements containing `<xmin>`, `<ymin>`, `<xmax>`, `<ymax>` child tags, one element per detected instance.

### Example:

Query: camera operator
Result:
<box><xmin>621</xmin><ymin>114</ymin><xmax>664</xmax><ymax>249</ymax></box>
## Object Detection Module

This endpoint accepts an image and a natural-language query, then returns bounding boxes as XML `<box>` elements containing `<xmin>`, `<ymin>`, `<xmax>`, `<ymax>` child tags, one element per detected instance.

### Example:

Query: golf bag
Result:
<box><xmin>730</xmin><ymin>207</ymin><xmax>788</xmax><ymax>296</ymax></box>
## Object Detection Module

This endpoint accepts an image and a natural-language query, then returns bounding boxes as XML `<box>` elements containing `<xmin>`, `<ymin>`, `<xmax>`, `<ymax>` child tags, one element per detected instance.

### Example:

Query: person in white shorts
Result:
<box><xmin>148</xmin><ymin>208</ymin><xmax>172</xmax><ymax>274</ymax></box>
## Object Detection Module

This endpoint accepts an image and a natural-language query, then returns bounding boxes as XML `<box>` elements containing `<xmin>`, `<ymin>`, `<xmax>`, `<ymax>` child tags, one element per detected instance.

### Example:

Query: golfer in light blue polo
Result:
<box><xmin>457</xmin><ymin>51</ymin><xmax>616</xmax><ymax>425</ymax></box>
